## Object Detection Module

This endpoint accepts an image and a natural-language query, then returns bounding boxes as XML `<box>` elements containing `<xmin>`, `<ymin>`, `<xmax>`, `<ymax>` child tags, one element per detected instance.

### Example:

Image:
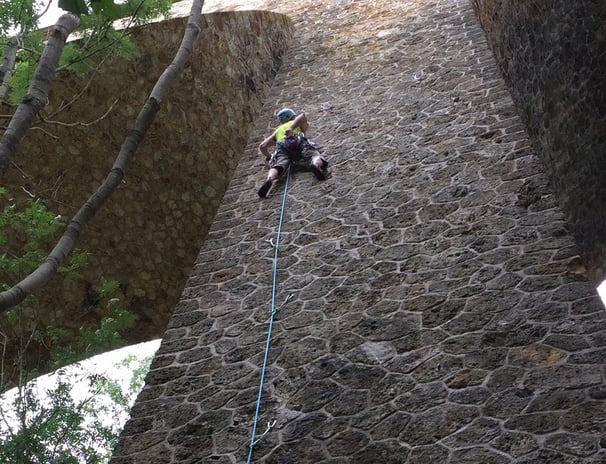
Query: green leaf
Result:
<box><xmin>91</xmin><ymin>0</ymin><xmax>126</xmax><ymax>19</ymax></box>
<box><xmin>58</xmin><ymin>0</ymin><xmax>89</xmax><ymax>16</ymax></box>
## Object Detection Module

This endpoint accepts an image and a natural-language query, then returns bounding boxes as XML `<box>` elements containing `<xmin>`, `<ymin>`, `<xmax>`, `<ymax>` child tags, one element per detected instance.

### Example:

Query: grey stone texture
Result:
<box><xmin>472</xmin><ymin>0</ymin><xmax>606</xmax><ymax>282</ymax></box>
<box><xmin>110</xmin><ymin>0</ymin><xmax>606</xmax><ymax>463</ymax></box>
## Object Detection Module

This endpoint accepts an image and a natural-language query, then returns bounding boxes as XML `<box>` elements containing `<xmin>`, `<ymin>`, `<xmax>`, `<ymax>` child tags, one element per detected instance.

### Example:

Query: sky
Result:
<box><xmin>0</xmin><ymin>339</ymin><xmax>161</xmax><ymax>440</ymax></box>
<box><xmin>39</xmin><ymin>0</ymin><xmax>62</xmax><ymax>28</ymax></box>
<box><xmin>1</xmin><ymin>338</ymin><xmax>161</xmax><ymax>404</ymax></box>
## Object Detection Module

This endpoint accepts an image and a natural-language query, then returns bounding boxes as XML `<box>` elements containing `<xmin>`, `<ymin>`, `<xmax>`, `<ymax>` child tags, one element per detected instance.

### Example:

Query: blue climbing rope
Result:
<box><xmin>246</xmin><ymin>166</ymin><xmax>291</xmax><ymax>463</ymax></box>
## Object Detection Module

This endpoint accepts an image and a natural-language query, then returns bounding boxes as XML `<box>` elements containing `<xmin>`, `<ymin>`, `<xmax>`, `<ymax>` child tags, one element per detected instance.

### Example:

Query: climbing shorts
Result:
<box><xmin>269</xmin><ymin>139</ymin><xmax>324</xmax><ymax>174</ymax></box>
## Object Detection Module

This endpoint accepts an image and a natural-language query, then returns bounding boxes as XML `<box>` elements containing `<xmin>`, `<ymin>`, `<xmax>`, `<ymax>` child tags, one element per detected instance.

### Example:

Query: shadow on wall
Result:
<box><xmin>471</xmin><ymin>0</ymin><xmax>606</xmax><ymax>282</ymax></box>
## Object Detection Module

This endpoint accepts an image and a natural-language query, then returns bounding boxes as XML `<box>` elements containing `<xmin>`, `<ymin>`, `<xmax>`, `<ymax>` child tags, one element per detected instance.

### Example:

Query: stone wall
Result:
<box><xmin>110</xmin><ymin>0</ymin><xmax>606</xmax><ymax>462</ymax></box>
<box><xmin>471</xmin><ymin>0</ymin><xmax>606</xmax><ymax>282</ymax></box>
<box><xmin>1</xmin><ymin>10</ymin><xmax>293</xmax><ymax>376</ymax></box>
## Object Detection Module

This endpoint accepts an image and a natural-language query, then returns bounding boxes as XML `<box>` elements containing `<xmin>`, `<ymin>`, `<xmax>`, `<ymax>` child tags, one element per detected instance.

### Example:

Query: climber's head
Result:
<box><xmin>276</xmin><ymin>108</ymin><xmax>296</xmax><ymax>124</ymax></box>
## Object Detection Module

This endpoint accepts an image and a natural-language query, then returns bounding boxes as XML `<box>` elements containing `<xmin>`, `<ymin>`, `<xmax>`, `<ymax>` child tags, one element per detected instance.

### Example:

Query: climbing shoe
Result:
<box><xmin>310</xmin><ymin>165</ymin><xmax>327</xmax><ymax>181</ymax></box>
<box><xmin>258</xmin><ymin>179</ymin><xmax>273</xmax><ymax>198</ymax></box>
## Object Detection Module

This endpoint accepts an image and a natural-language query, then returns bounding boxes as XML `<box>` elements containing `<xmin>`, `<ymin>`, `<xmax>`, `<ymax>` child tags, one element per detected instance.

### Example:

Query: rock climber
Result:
<box><xmin>257</xmin><ymin>108</ymin><xmax>329</xmax><ymax>198</ymax></box>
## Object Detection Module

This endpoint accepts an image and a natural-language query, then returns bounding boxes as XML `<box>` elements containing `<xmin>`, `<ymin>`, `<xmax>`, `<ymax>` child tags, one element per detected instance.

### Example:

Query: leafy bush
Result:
<box><xmin>0</xmin><ymin>188</ymin><xmax>148</xmax><ymax>463</ymax></box>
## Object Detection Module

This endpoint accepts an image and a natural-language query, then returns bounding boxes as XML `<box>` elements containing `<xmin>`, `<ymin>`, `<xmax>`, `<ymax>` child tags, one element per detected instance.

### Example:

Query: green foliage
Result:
<box><xmin>0</xmin><ymin>350</ymin><xmax>154</xmax><ymax>464</ymax></box>
<box><xmin>59</xmin><ymin>0</ymin><xmax>168</xmax><ymax>20</ymax></box>
<box><xmin>56</xmin><ymin>22</ymin><xmax>137</xmax><ymax>74</ymax></box>
<box><xmin>58</xmin><ymin>250</ymin><xmax>88</xmax><ymax>282</ymax></box>
<box><xmin>122</xmin><ymin>0</ymin><xmax>172</xmax><ymax>27</ymax></box>
<box><xmin>0</xmin><ymin>187</ymin><xmax>64</xmax><ymax>284</ymax></box>
<box><xmin>59</xmin><ymin>0</ymin><xmax>90</xmax><ymax>17</ymax></box>
<box><xmin>0</xmin><ymin>0</ymin><xmax>39</xmax><ymax>36</ymax></box>
<box><xmin>0</xmin><ymin>187</ymin><xmax>88</xmax><ymax>286</ymax></box>
<box><xmin>0</xmin><ymin>187</ymin><xmax>134</xmax><ymax>362</ymax></box>
<box><xmin>90</xmin><ymin>0</ymin><xmax>125</xmax><ymax>19</ymax></box>
<box><xmin>0</xmin><ymin>0</ymin><xmax>171</xmax><ymax>458</ymax></box>
<box><xmin>53</xmin><ymin>294</ymin><xmax>135</xmax><ymax>368</ymax></box>
<box><xmin>99</xmin><ymin>276</ymin><xmax>119</xmax><ymax>295</ymax></box>
<box><xmin>2</xmin><ymin>0</ymin><xmax>172</xmax><ymax>103</ymax></box>
<box><xmin>123</xmin><ymin>352</ymin><xmax>150</xmax><ymax>394</ymax></box>
<box><xmin>0</xmin><ymin>190</ymin><xmax>145</xmax><ymax>462</ymax></box>
<box><xmin>6</xmin><ymin>30</ymin><xmax>44</xmax><ymax>104</ymax></box>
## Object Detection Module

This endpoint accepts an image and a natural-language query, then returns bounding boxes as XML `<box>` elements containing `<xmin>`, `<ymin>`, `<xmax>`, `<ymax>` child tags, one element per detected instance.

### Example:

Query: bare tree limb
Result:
<box><xmin>0</xmin><ymin>13</ymin><xmax>81</xmax><ymax>178</ymax></box>
<box><xmin>0</xmin><ymin>1</ymin><xmax>205</xmax><ymax>312</ymax></box>
<box><xmin>0</xmin><ymin>37</ymin><xmax>19</xmax><ymax>101</ymax></box>
<box><xmin>41</xmin><ymin>98</ymin><xmax>121</xmax><ymax>127</ymax></box>
<box><xmin>48</xmin><ymin>51</ymin><xmax>116</xmax><ymax>117</ymax></box>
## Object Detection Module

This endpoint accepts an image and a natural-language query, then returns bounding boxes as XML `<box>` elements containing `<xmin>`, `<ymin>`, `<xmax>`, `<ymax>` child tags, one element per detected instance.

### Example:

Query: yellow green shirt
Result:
<box><xmin>274</xmin><ymin>121</ymin><xmax>302</xmax><ymax>143</ymax></box>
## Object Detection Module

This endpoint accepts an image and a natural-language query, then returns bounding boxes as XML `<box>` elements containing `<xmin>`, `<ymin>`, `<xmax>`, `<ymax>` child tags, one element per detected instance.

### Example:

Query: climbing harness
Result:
<box><xmin>246</xmin><ymin>166</ymin><xmax>292</xmax><ymax>463</ymax></box>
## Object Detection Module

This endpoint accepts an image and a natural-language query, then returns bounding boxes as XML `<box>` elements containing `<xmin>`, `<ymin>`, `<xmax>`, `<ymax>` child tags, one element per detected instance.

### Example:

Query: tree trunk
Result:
<box><xmin>0</xmin><ymin>13</ymin><xmax>81</xmax><ymax>178</ymax></box>
<box><xmin>0</xmin><ymin>36</ymin><xmax>19</xmax><ymax>102</ymax></box>
<box><xmin>0</xmin><ymin>1</ymin><xmax>206</xmax><ymax>312</ymax></box>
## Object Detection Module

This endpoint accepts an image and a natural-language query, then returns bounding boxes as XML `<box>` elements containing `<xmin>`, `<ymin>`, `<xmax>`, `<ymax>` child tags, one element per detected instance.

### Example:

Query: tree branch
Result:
<box><xmin>0</xmin><ymin>37</ymin><xmax>19</xmax><ymax>102</ymax></box>
<box><xmin>41</xmin><ymin>97</ymin><xmax>121</xmax><ymax>127</ymax></box>
<box><xmin>0</xmin><ymin>13</ymin><xmax>81</xmax><ymax>178</ymax></box>
<box><xmin>0</xmin><ymin>1</ymin><xmax>205</xmax><ymax>312</ymax></box>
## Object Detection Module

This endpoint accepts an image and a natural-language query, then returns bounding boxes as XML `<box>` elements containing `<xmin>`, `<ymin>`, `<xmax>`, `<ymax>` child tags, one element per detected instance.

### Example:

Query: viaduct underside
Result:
<box><xmin>102</xmin><ymin>0</ymin><xmax>606</xmax><ymax>462</ymax></box>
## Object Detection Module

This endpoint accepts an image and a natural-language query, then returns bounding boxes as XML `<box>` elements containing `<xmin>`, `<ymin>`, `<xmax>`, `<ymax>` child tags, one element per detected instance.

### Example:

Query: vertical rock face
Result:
<box><xmin>471</xmin><ymin>0</ymin><xmax>606</xmax><ymax>282</ymax></box>
<box><xmin>110</xmin><ymin>0</ymin><xmax>606</xmax><ymax>463</ymax></box>
<box><xmin>1</xmin><ymin>11</ymin><xmax>293</xmax><ymax>373</ymax></box>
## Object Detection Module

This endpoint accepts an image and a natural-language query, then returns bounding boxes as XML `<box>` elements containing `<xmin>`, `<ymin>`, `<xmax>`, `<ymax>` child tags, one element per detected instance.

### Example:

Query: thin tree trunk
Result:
<box><xmin>0</xmin><ymin>14</ymin><xmax>81</xmax><ymax>177</ymax></box>
<box><xmin>0</xmin><ymin>0</ymin><xmax>205</xmax><ymax>311</ymax></box>
<box><xmin>0</xmin><ymin>36</ymin><xmax>19</xmax><ymax>101</ymax></box>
